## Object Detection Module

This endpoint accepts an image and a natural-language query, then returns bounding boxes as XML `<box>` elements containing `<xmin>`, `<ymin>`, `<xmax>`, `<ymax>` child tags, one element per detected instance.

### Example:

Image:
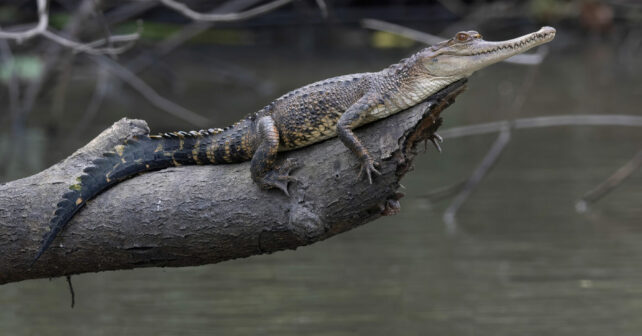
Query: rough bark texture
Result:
<box><xmin>0</xmin><ymin>80</ymin><xmax>467</xmax><ymax>284</ymax></box>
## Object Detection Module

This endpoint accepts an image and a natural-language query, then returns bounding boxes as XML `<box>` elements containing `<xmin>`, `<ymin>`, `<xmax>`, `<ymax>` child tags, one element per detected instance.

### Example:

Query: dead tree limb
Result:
<box><xmin>576</xmin><ymin>150</ymin><xmax>642</xmax><ymax>213</ymax></box>
<box><xmin>0</xmin><ymin>0</ymin><xmax>140</xmax><ymax>55</ymax></box>
<box><xmin>0</xmin><ymin>80</ymin><xmax>467</xmax><ymax>285</ymax></box>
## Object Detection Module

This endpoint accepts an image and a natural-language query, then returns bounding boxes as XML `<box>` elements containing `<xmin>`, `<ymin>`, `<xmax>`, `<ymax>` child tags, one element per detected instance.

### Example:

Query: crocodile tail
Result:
<box><xmin>32</xmin><ymin>128</ymin><xmax>235</xmax><ymax>264</ymax></box>
<box><xmin>33</xmin><ymin>136</ymin><xmax>152</xmax><ymax>264</ymax></box>
<box><xmin>32</xmin><ymin>123</ymin><xmax>259</xmax><ymax>264</ymax></box>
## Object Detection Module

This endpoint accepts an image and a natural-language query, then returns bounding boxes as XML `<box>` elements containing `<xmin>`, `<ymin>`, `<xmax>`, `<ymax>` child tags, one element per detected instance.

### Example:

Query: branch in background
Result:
<box><xmin>361</xmin><ymin>18</ymin><xmax>546</xmax><ymax>65</ymax></box>
<box><xmin>0</xmin><ymin>40</ymin><xmax>21</xmax><ymax>134</ymax></box>
<box><xmin>576</xmin><ymin>150</ymin><xmax>642</xmax><ymax>213</ymax></box>
<box><xmin>0</xmin><ymin>0</ymin><xmax>140</xmax><ymax>55</ymax></box>
<box><xmin>158</xmin><ymin>0</ymin><xmax>293</xmax><ymax>22</ymax></box>
<box><xmin>420</xmin><ymin>115</ymin><xmax>642</xmax><ymax>210</ymax></box>
<box><xmin>438</xmin><ymin>115</ymin><xmax>642</xmax><ymax>139</ymax></box>
<box><xmin>442</xmin><ymin>126</ymin><xmax>511</xmax><ymax>233</ymax></box>
<box><xmin>126</xmin><ymin>0</ymin><xmax>269</xmax><ymax>77</ymax></box>
<box><xmin>67</xmin><ymin>67</ymin><xmax>111</xmax><ymax>145</ymax></box>
<box><xmin>0</xmin><ymin>0</ymin><xmax>49</xmax><ymax>41</ymax></box>
<box><xmin>441</xmin><ymin>66</ymin><xmax>540</xmax><ymax>231</ymax></box>
<box><xmin>19</xmin><ymin>0</ymin><xmax>101</xmax><ymax>124</ymax></box>
<box><xmin>315</xmin><ymin>0</ymin><xmax>329</xmax><ymax>18</ymax></box>
<box><xmin>89</xmin><ymin>55</ymin><xmax>210</xmax><ymax>126</ymax></box>
<box><xmin>419</xmin><ymin>179</ymin><xmax>466</xmax><ymax>202</ymax></box>
<box><xmin>361</xmin><ymin>18</ymin><xmax>444</xmax><ymax>45</ymax></box>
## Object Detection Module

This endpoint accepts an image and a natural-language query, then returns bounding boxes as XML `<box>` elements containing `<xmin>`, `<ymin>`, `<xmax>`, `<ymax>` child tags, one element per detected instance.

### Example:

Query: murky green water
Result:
<box><xmin>1</xmin><ymin>27</ymin><xmax>641</xmax><ymax>335</ymax></box>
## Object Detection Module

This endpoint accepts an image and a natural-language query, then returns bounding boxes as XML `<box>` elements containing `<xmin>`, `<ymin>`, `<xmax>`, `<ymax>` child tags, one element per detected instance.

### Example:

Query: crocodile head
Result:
<box><xmin>419</xmin><ymin>26</ymin><xmax>556</xmax><ymax>77</ymax></box>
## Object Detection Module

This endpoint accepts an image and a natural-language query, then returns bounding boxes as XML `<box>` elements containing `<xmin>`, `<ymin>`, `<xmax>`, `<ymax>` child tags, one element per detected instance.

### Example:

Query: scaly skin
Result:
<box><xmin>33</xmin><ymin>27</ymin><xmax>556</xmax><ymax>263</ymax></box>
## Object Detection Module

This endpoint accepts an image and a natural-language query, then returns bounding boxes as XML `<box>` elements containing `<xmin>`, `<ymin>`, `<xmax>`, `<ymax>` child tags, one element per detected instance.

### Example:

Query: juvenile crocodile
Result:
<box><xmin>33</xmin><ymin>26</ymin><xmax>556</xmax><ymax>263</ymax></box>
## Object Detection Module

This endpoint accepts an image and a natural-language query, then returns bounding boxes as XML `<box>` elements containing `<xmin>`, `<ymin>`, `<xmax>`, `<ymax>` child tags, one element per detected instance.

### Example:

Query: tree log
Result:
<box><xmin>0</xmin><ymin>79</ymin><xmax>467</xmax><ymax>284</ymax></box>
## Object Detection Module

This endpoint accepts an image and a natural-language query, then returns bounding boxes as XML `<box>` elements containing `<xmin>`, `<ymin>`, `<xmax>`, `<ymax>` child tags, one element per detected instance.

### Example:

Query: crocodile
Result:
<box><xmin>33</xmin><ymin>26</ymin><xmax>556</xmax><ymax>263</ymax></box>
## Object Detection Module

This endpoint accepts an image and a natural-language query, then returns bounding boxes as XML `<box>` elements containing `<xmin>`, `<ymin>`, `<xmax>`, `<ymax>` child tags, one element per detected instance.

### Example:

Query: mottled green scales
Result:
<box><xmin>33</xmin><ymin>27</ymin><xmax>556</xmax><ymax>263</ymax></box>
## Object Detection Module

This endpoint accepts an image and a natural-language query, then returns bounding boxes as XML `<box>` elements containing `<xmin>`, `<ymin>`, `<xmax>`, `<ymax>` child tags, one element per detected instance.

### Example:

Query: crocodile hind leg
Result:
<box><xmin>251</xmin><ymin>116</ymin><xmax>299</xmax><ymax>196</ymax></box>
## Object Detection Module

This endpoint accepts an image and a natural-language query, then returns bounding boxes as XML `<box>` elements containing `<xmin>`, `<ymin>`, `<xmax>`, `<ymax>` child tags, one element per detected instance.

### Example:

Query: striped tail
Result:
<box><xmin>32</xmin><ymin>126</ymin><xmax>251</xmax><ymax>265</ymax></box>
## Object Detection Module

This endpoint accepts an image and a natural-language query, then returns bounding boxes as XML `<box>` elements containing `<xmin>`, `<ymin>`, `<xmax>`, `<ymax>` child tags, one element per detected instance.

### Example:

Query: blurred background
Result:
<box><xmin>1</xmin><ymin>0</ymin><xmax>641</xmax><ymax>335</ymax></box>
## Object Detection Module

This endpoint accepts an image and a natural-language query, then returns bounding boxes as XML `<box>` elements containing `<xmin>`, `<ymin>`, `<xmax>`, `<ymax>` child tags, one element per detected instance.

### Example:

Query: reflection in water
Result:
<box><xmin>1</xmin><ymin>29</ymin><xmax>641</xmax><ymax>336</ymax></box>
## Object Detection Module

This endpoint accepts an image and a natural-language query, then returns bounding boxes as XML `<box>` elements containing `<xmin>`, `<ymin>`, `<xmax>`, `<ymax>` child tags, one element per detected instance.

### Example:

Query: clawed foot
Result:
<box><xmin>357</xmin><ymin>158</ymin><xmax>381</xmax><ymax>184</ymax></box>
<box><xmin>423</xmin><ymin>132</ymin><xmax>443</xmax><ymax>153</ymax></box>
<box><xmin>258</xmin><ymin>158</ymin><xmax>300</xmax><ymax>196</ymax></box>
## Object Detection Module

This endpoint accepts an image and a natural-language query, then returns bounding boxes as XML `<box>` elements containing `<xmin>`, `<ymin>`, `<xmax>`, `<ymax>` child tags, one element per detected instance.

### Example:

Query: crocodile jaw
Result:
<box><xmin>422</xmin><ymin>26</ymin><xmax>556</xmax><ymax>77</ymax></box>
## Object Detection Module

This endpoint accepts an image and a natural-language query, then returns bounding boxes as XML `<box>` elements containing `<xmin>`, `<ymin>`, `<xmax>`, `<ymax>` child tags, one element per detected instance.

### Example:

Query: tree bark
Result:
<box><xmin>0</xmin><ymin>79</ymin><xmax>467</xmax><ymax>284</ymax></box>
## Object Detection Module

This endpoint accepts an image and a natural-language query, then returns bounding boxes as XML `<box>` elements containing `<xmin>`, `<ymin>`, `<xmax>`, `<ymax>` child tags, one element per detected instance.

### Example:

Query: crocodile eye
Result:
<box><xmin>455</xmin><ymin>32</ymin><xmax>471</xmax><ymax>42</ymax></box>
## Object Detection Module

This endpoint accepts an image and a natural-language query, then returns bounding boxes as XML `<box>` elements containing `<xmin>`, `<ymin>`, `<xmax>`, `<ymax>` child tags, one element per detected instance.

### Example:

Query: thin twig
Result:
<box><xmin>360</xmin><ymin>18</ymin><xmax>546</xmax><ymax>65</ymax></box>
<box><xmin>0</xmin><ymin>0</ymin><xmax>140</xmax><ymax>55</ymax></box>
<box><xmin>576</xmin><ymin>150</ymin><xmax>642</xmax><ymax>213</ymax></box>
<box><xmin>89</xmin><ymin>55</ymin><xmax>210</xmax><ymax>126</ymax></box>
<box><xmin>19</xmin><ymin>0</ymin><xmax>101</xmax><ymax>123</ymax></box>
<box><xmin>421</xmin><ymin>115</ymin><xmax>642</xmax><ymax>209</ymax></box>
<box><xmin>442</xmin><ymin>126</ymin><xmax>511</xmax><ymax>233</ymax></box>
<box><xmin>420</xmin><ymin>179</ymin><xmax>467</xmax><ymax>202</ymax></box>
<box><xmin>0</xmin><ymin>40</ymin><xmax>21</xmax><ymax>134</ymax></box>
<box><xmin>40</xmin><ymin>29</ymin><xmax>140</xmax><ymax>55</ymax></box>
<box><xmin>0</xmin><ymin>0</ymin><xmax>49</xmax><ymax>41</ymax></box>
<box><xmin>441</xmin><ymin>66</ymin><xmax>540</xmax><ymax>231</ymax></box>
<box><xmin>158</xmin><ymin>0</ymin><xmax>293</xmax><ymax>22</ymax></box>
<box><xmin>67</xmin><ymin>67</ymin><xmax>111</xmax><ymax>145</ymax></box>
<box><xmin>315</xmin><ymin>0</ymin><xmax>328</xmax><ymax>18</ymax></box>
<box><xmin>439</xmin><ymin>115</ymin><xmax>642</xmax><ymax>139</ymax></box>
<box><xmin>127</xmin><ymin>0</ymin><xmax>265</xmax><ymax>73</ymax></box>
<box><xmin>361</xmin><ymin>18</ymin><xmax>444</xmax><ymax>45</ymax></box>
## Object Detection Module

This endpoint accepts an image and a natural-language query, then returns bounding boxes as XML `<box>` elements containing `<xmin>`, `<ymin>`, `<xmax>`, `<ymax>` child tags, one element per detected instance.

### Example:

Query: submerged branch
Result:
<box><xmin>421</xmin><ymin>114</ymin><xmax>642</xmax><ymax>211</ymax></box>
<box><xmin>439</xmin><ymin>114</ymin><xmax>642</xmax><ymax>139</ymax></box>
<box><xmin>576</xmin><ymin>150</ymin><xmax>642</xmax><ymax>213</ymax></box>
<box><xmin>442</xmin><ymin>126</ymin><xmax>511</xmax><ymax>233</ymax></box>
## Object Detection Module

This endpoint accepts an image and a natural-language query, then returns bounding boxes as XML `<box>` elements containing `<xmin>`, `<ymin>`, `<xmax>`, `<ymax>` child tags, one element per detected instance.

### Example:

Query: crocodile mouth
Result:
<box><xmin>465</xmin><ymin>27</ymin><xmax>556</xmax><ymax>57</ymax></box>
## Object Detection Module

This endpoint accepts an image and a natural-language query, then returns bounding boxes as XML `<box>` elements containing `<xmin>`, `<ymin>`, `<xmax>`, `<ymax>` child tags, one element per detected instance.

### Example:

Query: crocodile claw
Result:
<box><xmin>427</xmin><ymin>133</ymin><xmax>443</xmax><ymax>153</ymax></box>
<box><xmin>259</xmin><ymin>158</ymin><xmax>300</xmax><ymax>196</ymax></box>
<box><xmin>358</xmin><ymin>159</ymin><xmax>381</xmax><ymax>184</ymax></box>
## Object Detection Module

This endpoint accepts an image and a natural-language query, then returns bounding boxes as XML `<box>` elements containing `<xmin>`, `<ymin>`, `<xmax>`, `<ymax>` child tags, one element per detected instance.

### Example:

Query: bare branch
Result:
<box><xmin>442</xmin><ymin>66</ymin><xmax>541</xmax><ymax>230</ymax></box>
<box><xmin>576</xmin><ymin>150</ymin><xmax>642</xmax><ymax>213</ymax></box>
<box><xmin>442</xmin><ymin>126</ymin><xmax>511</xmax><ymax>233</ymax></box>
<box><xmin>0</xmin><ymin>0</ymin><xmax>140</xmax><ymax>55</ymax></box>
<box><xmin>361</xmin><ymin>18</ymin><xmax>444</xmax><ymax>45</ymax></box>
<box><xmin>360</xmin><ymin>18</ymin><xmax>547</xmax><ymax>65</ymax></box>
<box><xmin>89</xmin><ymin>56</ymin><xmax>210</xmax><ymax>126</ymax></box>
<box><xmin>439</xmin><ymin>115</ymin><xmax>642</xmax><ymax>139</ymax></box>
<box><xmin>0</xmin><ymin>40</ymin><xmax>21</xmax><ymax>133</ymax></box>
<box><xmin>315</xmin><ymin>0</ymin><xmax>329</xmax><ymax>18</ymax></box>
<box><xmin>43</xmin><ymin>30</ymin><xmax>140</xmax><ymax>55</ymax></box>
<box><xmin>418</xmin><ymin>114</ymin><xmax>642</xmax><ymax>214</ymax></box>
<box><xmin>419</xmin><ymin>179</ymin><xmax>466</xmax><ymax>202</ymax></box>
<box><xmin>66</xmin><ymin>67</ymin><xmax>111</xmax><ymax>146</ymax></box>
<box><xmin>126</xmin><ymin>0</ymin><xmax>266</xmax><ymax>74</ymax></box>
<box><xmin>0</xmin><ymin>0</ymin><xmax>49</xmax><ymax>41</ymax></box>
<box><xmin>158</xmin><ymin>0</ymin><xmax>293</xmax><ymax>22</ymax></box>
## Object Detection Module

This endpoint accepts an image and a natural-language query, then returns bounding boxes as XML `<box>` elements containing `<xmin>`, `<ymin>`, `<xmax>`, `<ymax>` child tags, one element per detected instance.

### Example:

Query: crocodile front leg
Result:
<box><xmin>337</xmin><ymin>95</ymin><xmax>381</xmax><ymax>183</ymax></box>
<box><xmin>251</xmin><ymin>116</ymin><xmax>298</xmax><ymax>196</ymax></box>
